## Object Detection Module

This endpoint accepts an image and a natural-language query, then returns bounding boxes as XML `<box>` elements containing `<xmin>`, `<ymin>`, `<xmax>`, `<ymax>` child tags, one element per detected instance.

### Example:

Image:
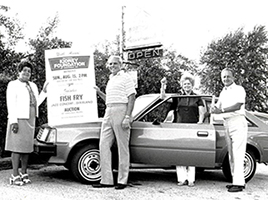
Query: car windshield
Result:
<box><xmin>132</xmin><ymin>94</ymin><xmax>159</xmax><ymax>118</ymax></box>
<box><xmin>252</xmin><ymin>112</ymin><xmax>268</xmax><ymax>125</ymax></box>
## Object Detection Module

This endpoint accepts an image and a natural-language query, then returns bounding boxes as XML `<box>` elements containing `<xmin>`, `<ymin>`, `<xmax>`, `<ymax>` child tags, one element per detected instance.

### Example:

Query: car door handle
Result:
<box><xmin>197</xmin><ymin>131</ymin><xmax>209</xmax><ymax>137</ymax></box>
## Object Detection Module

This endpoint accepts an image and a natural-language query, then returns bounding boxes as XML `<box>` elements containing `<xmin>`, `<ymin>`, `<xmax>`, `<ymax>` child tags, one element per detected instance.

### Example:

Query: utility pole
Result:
<box><xmin>120</xmin><ymin>5</ymin><xmax>126</xmax><ymax>59</ymax></box>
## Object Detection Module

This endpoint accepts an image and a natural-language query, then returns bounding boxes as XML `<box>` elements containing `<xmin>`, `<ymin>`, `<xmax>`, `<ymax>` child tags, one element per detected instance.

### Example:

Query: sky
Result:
<box><xmin>2</xmin><ymin>0</ymin><xmax>268</xmax><ymax>62</ymax></box>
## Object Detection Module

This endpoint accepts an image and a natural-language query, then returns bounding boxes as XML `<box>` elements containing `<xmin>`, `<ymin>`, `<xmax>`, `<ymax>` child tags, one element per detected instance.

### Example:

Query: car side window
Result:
<box><xmin>246</xmin><ymin>119</ymin><xmax>257</xmax><ymax>127</ymax></box>
<box><xmin>139</xmin><ymin>100</ymin><xmax>172</xmax><ymax>123</ymax></box>
<box><xmin>139</xmin><ymin>96</ymin><xmax>210</xmax><ymax>124</ymax></box>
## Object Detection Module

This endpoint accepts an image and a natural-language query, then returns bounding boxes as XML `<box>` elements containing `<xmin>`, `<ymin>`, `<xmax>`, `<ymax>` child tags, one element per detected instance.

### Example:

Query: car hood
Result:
<box><xmin>41</xmin><ymin>118</ymin><xmax>103</xmax><ymax>129</ymax></box>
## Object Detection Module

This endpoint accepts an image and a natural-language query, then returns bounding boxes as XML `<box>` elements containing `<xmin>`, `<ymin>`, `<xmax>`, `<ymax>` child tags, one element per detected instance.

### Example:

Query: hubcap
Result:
<box><xmin>78</xmin><ymin>150</ymin><xmax>101</xmax><ymax>181</ymax></box>
<box><xmin>244</xmin><ymin>152</ymin><xmax>253</xmax><ymax>179</ymax></box>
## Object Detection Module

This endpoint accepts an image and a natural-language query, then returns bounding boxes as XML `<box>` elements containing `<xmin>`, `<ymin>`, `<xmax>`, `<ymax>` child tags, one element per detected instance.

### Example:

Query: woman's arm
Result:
<box><xmin>160</xmin><ymin>77</ymin><xmax>167</xmax><ymax>99</ymax></box>
<box><xmin>37</xmin><ymin>81</ymin><xmax>48</xmax><ymax>106</ymax></box>
<box><xmin>6</xmin><ymin>81</ymin><xmax>18</xmax><ymax>124</ymax></box>
<box><xmin>198</xmin><ymin>105</ymin><xmax>206</xmax><ymax>124</ymax></box>
<box><xmin>94</xmin><ymin>86</ymin><xmax>106</xmax><ymax>102</ymax></box>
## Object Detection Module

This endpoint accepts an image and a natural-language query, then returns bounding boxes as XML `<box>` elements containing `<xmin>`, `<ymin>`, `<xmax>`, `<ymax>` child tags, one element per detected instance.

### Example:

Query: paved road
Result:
<box><xmin>0</xmin><ymin>163</ymin><xmax>268</xmax><ymax>200</ymax></box>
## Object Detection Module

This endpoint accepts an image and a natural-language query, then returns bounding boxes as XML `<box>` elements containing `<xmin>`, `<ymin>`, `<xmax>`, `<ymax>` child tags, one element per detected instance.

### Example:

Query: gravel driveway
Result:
<box><xmin>0</xmin><ymin>163</ymin><xmax>268</xmax><ymax>200</ymax></box>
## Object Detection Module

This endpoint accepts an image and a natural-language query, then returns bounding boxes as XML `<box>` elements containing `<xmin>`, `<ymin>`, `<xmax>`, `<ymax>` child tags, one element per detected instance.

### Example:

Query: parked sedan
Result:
<box><xmin>34</xmin><ymin>93</ymin><xmax>268</xmax><ymax>184</ymax></box>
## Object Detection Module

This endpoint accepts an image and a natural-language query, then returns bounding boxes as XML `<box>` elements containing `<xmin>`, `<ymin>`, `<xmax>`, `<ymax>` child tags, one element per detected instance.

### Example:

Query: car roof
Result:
<box><xmin>139</xmin><ymin>93</ymin><xmax>212</xmax><ymax>98</ymax></box>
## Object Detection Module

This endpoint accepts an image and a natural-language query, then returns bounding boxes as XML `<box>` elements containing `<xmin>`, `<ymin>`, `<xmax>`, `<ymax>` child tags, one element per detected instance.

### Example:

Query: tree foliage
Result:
<box><xmin>0</xmin><ymin>40</ymin><xmax>22</xmax><ymax>149</ymax></box>
<box><xmin>93</xmin><ymin>49</ymin><xmax>110</xmax><ymax>117</ymax></box>
<box><xmin>92</xmin><ymin>45</ymin><xmax>199</xmax><ymax>117</ymax></box>
<box><xmin>198</xmin><ymin>26</ymin><xmax>268</xmax><ymax>112</ymax></box>
<box><xmin>0</xmin><ymin>5</ymin><xmax>24</xmax><ymax>48</ymax></box>
<box><xmin>0</xmin><ymin>10</ymin><xmax>199</xmax><ymax>156</ymax></box>
<box><xmin>28</xmin><ymin>14</ymin><xmax>72</xmax><ymax>126</ymax></box>
<box><xmin>129</xmin><ymin>49</ymin><xmax>199</xmax><ymax>96</ymax></box>
<box><xmin>0</xmin><ymin>6</ymin><xmax>25</xmax><ymax>156</ymax></box>
<box><xmin>0</xmin><ymin>5</ymin><xmax>24</xmax><ymax>79</ymax></box>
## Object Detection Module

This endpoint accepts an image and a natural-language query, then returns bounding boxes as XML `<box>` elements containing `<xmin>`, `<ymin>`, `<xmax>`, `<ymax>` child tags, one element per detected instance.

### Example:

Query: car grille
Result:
<box><xmin>36</xmin><ymin>128</ymin><xmax>44</xmax><ymax>140</ymax></box>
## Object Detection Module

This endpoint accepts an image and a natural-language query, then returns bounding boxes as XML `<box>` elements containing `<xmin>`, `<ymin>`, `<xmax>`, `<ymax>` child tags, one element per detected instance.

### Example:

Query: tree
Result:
<box><xmin>0</xmin><ymin>39</ymin><xmax>22</xmax><ymax>137</ymax></box>
<box><xmin>93</xmin><ymin>49</ymin><xmax>110</xmax><ymax>117</ymax></box>
<box><xmin>92</xmin><ymin>43</ymin><xmax>199</xmax><ymax>117</ymax></box>
<box><xmin>125</xmin><ymin>48</ymin><xmax>199</xmax><ymax>97</ymax></box>
<box><xmin>0</xmin><ymin>5</ymin><xmax>24</xmax><ymax>78</ymax></box>
<box><xmin>0</xmin><ymin>5</ymin><xmax>24</xmax><ymax>48</ymax></box>
<box><xmin>28</xmin><ymin>14</ymin><xmax>72</xmax><ymax>126</ymax></box>
<box><xmin>0</xmin><ymin>5</ymin><xmax>25</xmax><ymax>157</ymax></box>
<box><xmin>198</xmin><ymin>26</ymin><xmax>268</xmax><ymax>112</ymax></box>
<box><xmin>161</xmin><ymin>49</ymin><xmax>199</xmax><ymax>93</ymax></box>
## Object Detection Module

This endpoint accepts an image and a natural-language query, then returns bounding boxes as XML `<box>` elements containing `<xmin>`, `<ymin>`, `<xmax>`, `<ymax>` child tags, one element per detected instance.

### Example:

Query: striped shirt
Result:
<box><xmin>106</xmin><ymin>70</ymin><xmax>136</xmax><ymax>104</ymax></box>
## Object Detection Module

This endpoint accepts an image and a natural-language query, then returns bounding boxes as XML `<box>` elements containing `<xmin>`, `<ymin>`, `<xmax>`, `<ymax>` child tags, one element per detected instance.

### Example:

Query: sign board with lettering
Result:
<box><xmin>127</xmin><ymin>48</ymin><xmax>163</xmax><ymax>60</ymax></box>
<box><xmin>45</xmin><ymin>48</ymin><xmax>98</xmax><ymax>126</ymax></box>
<box><xmin>125</xmin><ymin>7</ymin><xmax>163</xmax><ymax>49</ymax></box>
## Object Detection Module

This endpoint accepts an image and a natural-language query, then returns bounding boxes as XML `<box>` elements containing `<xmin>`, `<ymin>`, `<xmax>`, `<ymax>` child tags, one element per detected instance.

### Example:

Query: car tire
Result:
<box><xmin>222</xmin><ymin>149</ymin><xmax>257</xmax><ymax>183</ymax></box>
<box><xmin>70</xmin><ymin>144</ymin><xmax>101</xmax><ymax>184</ymax></box>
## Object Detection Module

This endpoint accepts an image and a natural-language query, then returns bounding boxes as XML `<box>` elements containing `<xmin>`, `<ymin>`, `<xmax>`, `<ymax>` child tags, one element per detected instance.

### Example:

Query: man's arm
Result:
<box><xmin>122</xmin><ymin>93</ymin><xmax>136</xmax><ymax>129</ymax></box>
<box><xmin>125</xmin><ymin>93</ymin><xmax>136</xmax><ymax>117</ymax></box>
<box><xmin>222</xmin><ymin>103</ymin><xmax>244</xmax><ymax>113</ymax></box>
<box><xmin>212</xmin><ymin>102</ymin><xmax>244</xmax><ymax>114</ymax></box>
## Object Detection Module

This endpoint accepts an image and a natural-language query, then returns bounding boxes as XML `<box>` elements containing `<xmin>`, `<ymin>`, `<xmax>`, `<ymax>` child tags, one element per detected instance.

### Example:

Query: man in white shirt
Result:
<box><xmin>93</xmin><ymin>56</ymin><xmax>136</xmax><ymax>190</ymax></box>
<box><xmin>211</xmin><ymin>68</ymin><xmax>247</xmax><ymax>192</ymax></box>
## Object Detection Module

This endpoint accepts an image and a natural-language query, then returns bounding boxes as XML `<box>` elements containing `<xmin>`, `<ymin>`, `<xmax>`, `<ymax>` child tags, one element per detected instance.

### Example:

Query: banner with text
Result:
<box><xmin>45</xmin><ymin>48</ymin><xmax>98</xmax><ymax>126</ymax></box>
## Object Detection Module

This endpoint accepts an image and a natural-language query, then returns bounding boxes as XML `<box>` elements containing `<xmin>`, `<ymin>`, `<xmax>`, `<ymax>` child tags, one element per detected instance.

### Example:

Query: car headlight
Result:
<box><xmin>36</xmin><ymin>127</ymin><xmax>57</xmax><ymax>144</ymax></box>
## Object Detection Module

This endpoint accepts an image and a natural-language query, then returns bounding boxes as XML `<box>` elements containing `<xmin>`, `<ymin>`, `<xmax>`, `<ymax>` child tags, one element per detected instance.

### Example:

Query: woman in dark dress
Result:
<box><xmin>161</xmin><ymin>73</ymin><xmax>205</xmax><ymax>187</ymax></box>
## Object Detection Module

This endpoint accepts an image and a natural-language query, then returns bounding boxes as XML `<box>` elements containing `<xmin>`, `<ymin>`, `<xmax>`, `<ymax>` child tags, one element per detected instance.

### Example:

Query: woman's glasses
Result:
<box><xmin>108</xmin><ymin>62</ymin><xmax>119</xmax><ymax>66</ymax></box>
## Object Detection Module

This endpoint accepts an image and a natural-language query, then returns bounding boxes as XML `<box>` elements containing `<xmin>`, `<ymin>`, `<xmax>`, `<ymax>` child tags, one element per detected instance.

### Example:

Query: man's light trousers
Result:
<box><xmin>224</xmin><ymin>115</ymin><xmax>248</xmax><ymax>186</ymax></box>
<box><xmin>99</xmin><ymin>104</ymin><xmax>130</xmax><ymax>185</ymax></box>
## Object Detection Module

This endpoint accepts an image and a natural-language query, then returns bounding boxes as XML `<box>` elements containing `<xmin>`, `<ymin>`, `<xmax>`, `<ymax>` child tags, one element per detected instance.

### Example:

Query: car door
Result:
<box><xmin>130</xmin><ymin>96</ymin><xmax>216</xmax><ymax>168</ymax></box>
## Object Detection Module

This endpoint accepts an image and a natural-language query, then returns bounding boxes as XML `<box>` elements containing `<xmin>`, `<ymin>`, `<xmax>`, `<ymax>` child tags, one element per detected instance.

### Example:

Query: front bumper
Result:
<box><xmin>34</xmin><ymin>139</ymin><xmax>57</xmax><ymax>156</ymax></box>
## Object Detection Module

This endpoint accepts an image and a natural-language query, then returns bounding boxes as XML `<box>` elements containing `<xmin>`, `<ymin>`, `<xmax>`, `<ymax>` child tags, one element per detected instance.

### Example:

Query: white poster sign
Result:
<box><xmin>125</xmin><ymin>7</ymin><xmax>163</xmax><ymax>49</ymax></box>
<box><xmin>45</xmin><ymin>48</ymin><xmax>98</xmax><ymax>126</ymax></box>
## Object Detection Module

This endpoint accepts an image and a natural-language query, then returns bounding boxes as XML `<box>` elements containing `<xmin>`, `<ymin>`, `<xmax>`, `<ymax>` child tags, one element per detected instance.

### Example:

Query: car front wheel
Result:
<box><xmin>222</xmin><ymin>149</ymin><xmax>257</xmax><ymax>183</ymax></box>
<box><xmin>70</xmin><ymin>144</ymin><xmax>101</xmax><ymax>184</ymax></box>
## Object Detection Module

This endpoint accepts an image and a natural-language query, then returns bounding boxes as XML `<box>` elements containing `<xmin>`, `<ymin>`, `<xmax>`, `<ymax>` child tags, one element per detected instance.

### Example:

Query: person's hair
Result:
<box><xmin>221</xmin><ymin>67</ymin><xmax>234</xmax><ymax>77</ymax></box>
<box><xmin>17</xmin><ymin>61</ymin><xmax>33</xmax><ymax>72</ymax></box>
<box><xmin>107</xmin><ymin>55</ymin><xmax>123</xmax><ymax>65</ymax></box>
<box><xmin>180</xmin><ymin>73</ymin><xmax>195</xmax><ymax>86</ymax></box>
